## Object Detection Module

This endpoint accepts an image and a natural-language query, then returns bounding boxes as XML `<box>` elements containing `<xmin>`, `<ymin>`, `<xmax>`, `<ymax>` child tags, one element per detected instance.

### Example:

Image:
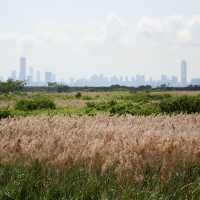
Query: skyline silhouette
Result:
<box><xmin>0</xmin><ymin>57</ymin><xmax>199</xmax><ymax>87</ymax></box>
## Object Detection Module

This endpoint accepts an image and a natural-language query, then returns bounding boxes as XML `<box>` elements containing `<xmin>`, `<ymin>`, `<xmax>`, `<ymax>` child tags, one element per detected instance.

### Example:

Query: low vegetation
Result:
<box><xmin>0</xmin><ymin>115</ymin><xmax>200</xmax><ymax>199</ymax></box>
<box><xmin>1</xmin><ymin>90</ymin><xmax>200</xmax><ymax>198</ymax></box>
<box><xmin>85</xmin><ymin>100</ymin><xmax>160</xmax><ymax>116</ymax></box>
<box><xmin>1</xmin><ymin>163</ymin><xmax>200</xmax><ymax>199</ymax></box>
<box><xmin>15</xmin><ymin>97</ymin><xmax>56</xmax><ymax>111</ymax></box>
<box><xmin>160</xmin><ymin>95</ymin><xmax>200</xmax><ymax>114</ymax></box>
<box><xmin>0</xmin><ymin>91</ymin><xmax>200</xmax><ymax>118</ymax></box>
<box><xmin>0</xmin><ymin>115</ymin><xmax>200</xmax><ymax>179</ymax></box>
<box><xmin>0</xmin><ymin>79</ymin><xmax>24</xmax><ymax>94</ymax></box>
<box><xmin>0</xmin><ymin>109</ymin><xmax>12</xmax><ymax>120</ymax></box>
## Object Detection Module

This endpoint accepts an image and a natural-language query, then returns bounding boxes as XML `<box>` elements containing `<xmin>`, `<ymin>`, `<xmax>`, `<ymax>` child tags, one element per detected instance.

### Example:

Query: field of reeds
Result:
<box><xmin>1</xmin><ymin>114</ymin><xmax>200</xmax><ymax>179</ymax></box>
<box><xmin>1</xmin><ymin>91</ymin><xmax>200</xmax><ymax>199</ymax></box>
<box><xmin>1</xmin><ymin>114</ymin><xmax>200</xmax><ymax>199</ymax></box>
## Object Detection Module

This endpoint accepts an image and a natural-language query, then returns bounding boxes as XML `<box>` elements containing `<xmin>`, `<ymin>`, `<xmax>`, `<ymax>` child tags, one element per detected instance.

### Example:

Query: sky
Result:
<box><xmin>0</xmin><ymin>0</ymin><xmax>200</xmax><ymax>81</ymax></box>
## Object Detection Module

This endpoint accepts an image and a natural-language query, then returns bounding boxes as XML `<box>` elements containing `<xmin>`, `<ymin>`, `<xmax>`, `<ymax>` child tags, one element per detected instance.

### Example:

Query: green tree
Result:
<box><xmin>0</xmin><ymin>79</ymin><xmax>25</xmax><ymax>94</ymax></box>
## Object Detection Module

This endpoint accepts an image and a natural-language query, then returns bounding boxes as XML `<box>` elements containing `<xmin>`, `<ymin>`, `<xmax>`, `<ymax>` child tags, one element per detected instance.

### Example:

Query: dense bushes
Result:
<box><xmin>2</xmin><ymin>92</ymin><xmax>200</xmax><ymax>117</ymax></box>
<box><xmin>75</xmin><ymin>92</ymin><xmax>82</xmax><ymax>99</ymax></box>
<box><xmin>160</xmin><ymin>95</ymin><xmax>200</xmax><ymax>114</ymax></box>
<box><xmin>0</xmin><ymin>109</ymin><xmax>12</xmax><ymax>119</ymax></box>
<box><xmin>0</xmin><ymin>80</ymin><xmax>24</xmax><ymax>94</ymax></box>
<box><xmin>85</xmin><ymin>100</ymin><xmax>159</xmax><ymax>116</ymax></box>
<box><xmin>121</xmin><ymin>92</ymin><xmax>171</xmax><ymax>102</ymax></box>
<box><xmin>86</xmin><ymin>95</ymin><xmax>200</xmax><ymax>116</ymax></box>
<box><xmin>15</xmin><ymin>98</ymin><xmax>56</xmax><ymax>111</ymax></box>
<box><xmin>109</xmin><ymin>102</ymin><xmax>159</xmax><ymax>116</ymax></box>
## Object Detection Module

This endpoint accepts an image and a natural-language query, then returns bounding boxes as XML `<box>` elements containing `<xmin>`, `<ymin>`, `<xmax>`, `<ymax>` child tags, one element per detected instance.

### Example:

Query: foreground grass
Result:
<box><xmin>1</xmin><ymin>115</ymin><xmax>200</xmax><ymax>199</ymax></box>
<box><xmin>1</xmin><ymin>163</ymin><xmax>200</xmax><ymax>199</ymax></box>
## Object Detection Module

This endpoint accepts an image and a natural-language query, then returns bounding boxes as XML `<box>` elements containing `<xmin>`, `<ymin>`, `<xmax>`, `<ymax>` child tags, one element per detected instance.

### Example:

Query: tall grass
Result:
<box><xmin>1</xmin><ymin>115</ymin><xmax>200</xmax><ymax>182</ymax></box>
<box><xmin>1</xmin><ymin>163</ymin><xmax>200</xmax><ymax>199</ymax></box>
<box><xmin>1</xmin><ymin>115</ymin><xmax>200</xmax><ymax>198</ymax></box>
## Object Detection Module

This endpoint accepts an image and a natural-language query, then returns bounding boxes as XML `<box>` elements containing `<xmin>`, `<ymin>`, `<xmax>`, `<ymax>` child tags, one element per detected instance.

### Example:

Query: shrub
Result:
<box><xmin>75</xmin><ymin>92</ymin><xmax>82</xmax><ymax>99</ymax></box>
<box><xmin>15</xmin><ymin>98</ymin><xmax>56</xmax><ymax>111</ymax></box>
<box><xmin>86</xmin><ymin>100</ymin><xmax>159</xmax><ymax>116</ymax></box>
<box><xmin>0</xmin><ymin>80</ymin><xmax>24</xmax><ymax>94</ymax></box>
<box><xmin>109</xmin><ymin>102</ymin><xmax>159</xmax><ymax>116</ymax></box>
<box><xmin>0</xmin><ymin>109</ymin><xmax>12</xmax><ymax>119</ymax></box>
<box><xmin>159</xmin><ymin>95</ymin><xmax>200</xmax><ymax>114</ymax></box>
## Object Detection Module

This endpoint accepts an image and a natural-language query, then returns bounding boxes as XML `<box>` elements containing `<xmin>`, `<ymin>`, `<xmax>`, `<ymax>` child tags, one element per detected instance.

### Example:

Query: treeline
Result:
<box><xmin>1</xmin><ymin>80</ymin><xmax>200</xmax><ymax>93</ymax></box>
<box><xmin>24</xmin><ymin>84</ymin><xmax>200</xmax><ymax>93</ymax></box>
<box><xmin>0</xmin><ymin>80</ymin><xmax>25</xmax><ymax>94</ymax></box>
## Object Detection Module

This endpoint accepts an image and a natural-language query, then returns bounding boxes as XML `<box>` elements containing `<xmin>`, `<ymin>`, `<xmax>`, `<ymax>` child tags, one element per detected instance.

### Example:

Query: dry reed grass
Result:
<box><xmin>1</xmin><ymin>114</ymin><xmax>200</xmax><ymax>182</ymax></box>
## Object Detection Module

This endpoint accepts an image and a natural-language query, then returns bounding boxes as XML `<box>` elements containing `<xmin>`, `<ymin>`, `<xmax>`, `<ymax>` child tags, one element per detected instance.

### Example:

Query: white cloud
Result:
<box><xmin>1</xmin><ymin>14</ymin><xmax>200</xmax><ymax>54</ymax></box>
<box><xmin>1</xmin><ymin>14</ymin><xmax>200</xmax><ymax>80</ymax></box>
<box><xmin>136</xmin><ymin>15</ymin><xmax>200</xmax><ymax>47</ymax></box>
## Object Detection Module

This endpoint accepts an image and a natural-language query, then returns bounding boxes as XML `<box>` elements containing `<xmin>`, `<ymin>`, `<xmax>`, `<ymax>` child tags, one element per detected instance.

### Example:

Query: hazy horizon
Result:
<box><xmin>1</xmin><ymin>0</ymin><xmax>200</xmax><ymax>81</ymax></box>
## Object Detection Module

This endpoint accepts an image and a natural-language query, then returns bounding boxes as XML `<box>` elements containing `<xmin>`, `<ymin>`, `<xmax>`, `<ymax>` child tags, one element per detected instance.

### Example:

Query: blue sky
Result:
<box><xmin>0</xmin><ymin>0</ymin><xmax>200</xmax><ymax>81</ymax></box>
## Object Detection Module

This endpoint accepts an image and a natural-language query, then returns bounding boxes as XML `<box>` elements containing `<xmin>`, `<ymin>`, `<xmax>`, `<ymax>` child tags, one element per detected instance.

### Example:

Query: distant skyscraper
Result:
<box><xmin>11</xmin><ymin>70</ymin><xmax>17</xmax><ymax>80</ymax></box>
<box><xmin>161</xmin><ymin>74</ymin><xmax>168</xmax><ymax>85</ymax></box>
<box><xmin>19</xmin><ymin>57</ymin><xmax>27</xmax><ymax>81</ymax></box>
<box><xmin>45</xmin><ymin>72</ymin><xmax>55</xmax><ymax>84</ymax></box>
<box><xmin>29</xmin><ymin>67</ymin><xmax>34</xmax><ymax>81</ymax></box>
<box><xmin>171</xmin><ymin>76</ymin><xmax>178</xmax><ymax>87</ymax></box>
<box><xmin>36</xmin><ymin>70</ymin><xmax>41</xmax><ymax>83</ymax></box>
<box><xmin>181</xmin><ymin>60</ymin><xmax>187</xmax><ymax>86</ymax></box>
<box><xmin>136</xmin><ymin>74</ymin><xmax>145</xmax><ymax>86</ymax></box>
<box><xmin>51</xmin><ymin>73</ymin><xmax>56</xmax><ymax>82</ymax></box>
<box><xmin>27</xmin><ymin>67</ymin><xmax>34</xmax><ymax>86</ymax></box>
<box><xmin>191</xmin><ymin>78</ymin><xmax>200</xmax><ymax>86</ymax></box>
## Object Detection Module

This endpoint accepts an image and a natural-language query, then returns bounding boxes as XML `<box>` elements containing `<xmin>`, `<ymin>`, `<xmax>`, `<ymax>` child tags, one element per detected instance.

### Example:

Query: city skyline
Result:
<box><xmin>0</xmin><ymin>1</ymin><xmax>200</xmax><ymax>81</ymax></box>
<box><xmin>1</xmin><ymin>57</ymin><xmax>200</xmax><ymax>87</ymax></box>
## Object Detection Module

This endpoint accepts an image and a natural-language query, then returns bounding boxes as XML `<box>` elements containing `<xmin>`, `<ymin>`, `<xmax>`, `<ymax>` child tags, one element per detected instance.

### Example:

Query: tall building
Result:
<box><xmin>136</xmin><ymin>74</ymin><xmax>145</xmax><ymax>86</ymax></box>
<box><xmin>19</xmin><ymin>57</ymin><xmax>27</xmax><ymax>81</ymax></box>
<box><xmin>11</xmin><ymin>70</ymin><xmax>17</xmax><ymax>80</ymax></box>
<box><xmin>29</xmin><ymin>67</ymin><xmax>34</xmax><ymax>81</ymax></box>
<box><xmin>36</xmin><ymin>70</ymin><xmax>41</xmax><ymax>83</ymax></box>
<box><xmin>191</xmin><ymin>78</ymin><xmax>200</xmax><ymax>86</ymax></box>
<box><xmin>27</xmin><ymin>67</ymin><xmax>34</xmax><ymax>86</ymax></box>
<box><xmin>171</xmin><ymin>76</ymin><xmax>178</xmax><ymax>87</ymax></box>
<box><xmin>161</xmin><ymin>74</ymin><xmax>168</xmax><ymax>84</ymax></box>
<box><xmin>45</xmin><ymin>72</ymin><xmax>54</xmax><ymax>84</ymax></box>
<box><xmin>181</xmin><ymin>60</ymin><xmax>187</xmax><ymax>86</ymax></box>
<box><xmin>51</xmin><ymin>73</ymin><xmax>56</xmax><ymax>82</ymax></box>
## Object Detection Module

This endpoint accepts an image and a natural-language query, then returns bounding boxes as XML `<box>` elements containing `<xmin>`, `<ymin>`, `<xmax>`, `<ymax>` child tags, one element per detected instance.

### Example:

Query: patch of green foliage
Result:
<box><xmin>160</xmin><ymin>95</ymin><xmax>200</xmax><ymax>114</ymax></box>
<box><xmin>1</xmin><ymin>163</ymin><xmax>200</xmax><ymax>199</ymax></box>
<box><xmin>0</xmin><ymin>79</ymin><xmax>24</xmax><ymax>94</ymax></box>
<box><xmin>2</xmin><ymin>91</ymin><xmax>200</xmax><ymax>117</ymax></box>
<box><xmin>85</xmin><ymin>100</ymin><xmax>160</xmax><ymax>116</ymax></box>
<box><xmin>0</xmin><ymin>109</ymin><xmax>12</xmax><ymax>120</ymax></box>
<box><xmin>75</xmin><ymin>92</ymin><xmax>82</xmax><ymax>99</ymax></box>
<box><xmin>15</xmin><ymin>97</ymin><xmax>56</xmax><ymax>111</ymax></box>
<box><xmin>114</xmin><ymin>92</ymin><xmax>172</xmax><ymax>103</ymax></box>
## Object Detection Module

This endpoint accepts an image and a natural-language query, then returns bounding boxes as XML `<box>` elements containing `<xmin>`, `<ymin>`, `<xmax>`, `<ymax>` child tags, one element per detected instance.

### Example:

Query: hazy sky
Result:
<box><xmin>1</xmin><ymin>0</ymin><xmax>200</xmax><ymax>81</ymax></box>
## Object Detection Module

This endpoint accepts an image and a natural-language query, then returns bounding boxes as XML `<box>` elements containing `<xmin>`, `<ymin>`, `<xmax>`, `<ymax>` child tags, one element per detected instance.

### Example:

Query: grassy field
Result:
<box><xmin>1</xmin><ymin>91</ymin><xmax>200</xmax><ymax>199</ymax></box>
<box><xmin>1</xmin><ymin>90</ymin><xmax>200</xmax><ymax>117</ymax></box>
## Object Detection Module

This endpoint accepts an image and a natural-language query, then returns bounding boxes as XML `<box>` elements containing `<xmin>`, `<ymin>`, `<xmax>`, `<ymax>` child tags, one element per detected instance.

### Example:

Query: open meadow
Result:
<box><xmin>1</xmin><ymin>91</ymin><xmax>200</xmax><ymax>199</ymax></box>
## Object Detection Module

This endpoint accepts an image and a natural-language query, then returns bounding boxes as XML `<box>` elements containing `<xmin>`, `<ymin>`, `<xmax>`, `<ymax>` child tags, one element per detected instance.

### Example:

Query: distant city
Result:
<box><xmin>1</xmin><ymin>57</ymin><xmax>200</xmax><ymax>87</ymax></box>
